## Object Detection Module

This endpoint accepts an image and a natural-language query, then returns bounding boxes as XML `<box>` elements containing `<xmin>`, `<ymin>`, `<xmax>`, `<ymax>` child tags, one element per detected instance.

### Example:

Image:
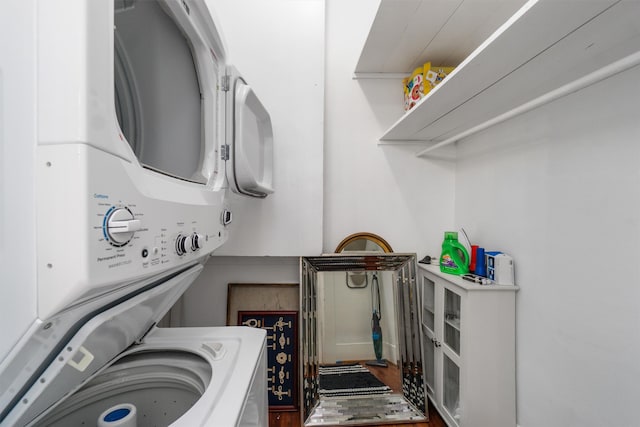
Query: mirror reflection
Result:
<box><xmin>336</xmin><ymin>232</ymin><xmax>393</xmax><ymax>295</ymax></box>
<box><xmin>300</xmin><ymin>252</ymin><xmax>426</xmax><ymax>426</ymax></box>
<box><xmin>318</xmin><ymin>271</ymin><xmax>397</xmax><ymax>367</ymax></box>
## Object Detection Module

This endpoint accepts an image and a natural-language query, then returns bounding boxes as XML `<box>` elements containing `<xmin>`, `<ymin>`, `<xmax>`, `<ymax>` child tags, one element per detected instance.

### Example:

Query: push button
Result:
<box><xmin>222</xmin><ymin>209</ymin><xmax>233</xmax><ymax>226</ymax></box>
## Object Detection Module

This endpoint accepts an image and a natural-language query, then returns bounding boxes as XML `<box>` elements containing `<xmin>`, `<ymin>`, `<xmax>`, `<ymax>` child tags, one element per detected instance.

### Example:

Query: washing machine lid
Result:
<box><xmin>225</xmin><ymin>66</ymin><xmax>274</xmax><ymax>198</ymax></box>
<box><xmin>0</xmin><ymin>264</ymin><xmax>203</xmax><ymax>427</ymax></box>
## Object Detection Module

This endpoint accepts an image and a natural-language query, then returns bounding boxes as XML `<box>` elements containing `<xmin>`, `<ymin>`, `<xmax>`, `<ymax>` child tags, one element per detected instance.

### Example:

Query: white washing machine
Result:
<box><xmin>0</xmin><ymin>0</ymin><xmax>273</xmax><ymax>425</ymax></box>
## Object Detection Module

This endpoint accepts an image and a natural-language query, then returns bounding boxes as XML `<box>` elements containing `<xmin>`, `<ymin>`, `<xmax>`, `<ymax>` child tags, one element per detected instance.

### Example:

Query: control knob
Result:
<box><xmin>191</xmin><ymin>233</ymin><xmax>205</xmax><ymax>251</ymax></box>
<box><xmin>105</xmin><ymin>207</ymin><xmax>141</xmax><ymax>247</ymax></box>
<box><xmin>175</xmin><ymin>234</ymin><xmax>193</xmax><ymax>256</ymax></box>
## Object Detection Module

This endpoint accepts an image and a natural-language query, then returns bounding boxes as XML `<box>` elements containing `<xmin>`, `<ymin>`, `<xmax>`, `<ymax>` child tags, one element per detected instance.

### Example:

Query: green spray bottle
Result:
<box><xmin>439</xmin><ymin>231</ymin><xmax>470</xmax><ymax>275</ymax></box>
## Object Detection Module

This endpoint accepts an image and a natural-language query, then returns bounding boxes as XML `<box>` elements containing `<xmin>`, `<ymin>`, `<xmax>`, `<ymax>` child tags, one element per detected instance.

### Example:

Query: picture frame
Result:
<box><xmin>226</xmin><ymin>283</ymin><xmax>299</xmax><ymax>326</ymax></box>
<box><xmin>227</xmin><ymin>283</ymin><xmax>299</xmax><ymax>411</ymax></box>
<box><xmin>238</xmin><ymin>310</ymin><xmax>298</xmax><ymax>411</ymax></box>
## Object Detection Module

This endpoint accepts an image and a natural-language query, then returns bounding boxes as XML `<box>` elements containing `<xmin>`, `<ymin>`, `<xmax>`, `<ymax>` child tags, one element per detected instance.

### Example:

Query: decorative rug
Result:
<box><xmin>318</xmin><ymin>364</ymin><xmax>392</xmax><ymax>397</ymax></box>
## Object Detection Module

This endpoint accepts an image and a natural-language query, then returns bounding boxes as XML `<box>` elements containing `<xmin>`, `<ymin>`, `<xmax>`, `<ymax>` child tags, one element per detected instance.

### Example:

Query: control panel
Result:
<box><xmin>94</xmin><ymin>198</ymin><xmax>226</xmax><ymax>278</ymax></box>
<box><xmin>36</xmin><ymin>144</ymin><xmax>232</xmax><ymax>319</ymax></box>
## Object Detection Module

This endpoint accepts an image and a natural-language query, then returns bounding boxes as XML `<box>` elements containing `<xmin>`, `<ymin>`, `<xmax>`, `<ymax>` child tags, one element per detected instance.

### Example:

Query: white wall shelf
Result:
<box><xmin>355</xmin><ymin>0</ymin><xmax>527</xmax><ymax>75</ymax></box>
<box><xmin>359</xmin><ymin>0</ymin><xmax>640</xmax><ymax>156</ymax></box>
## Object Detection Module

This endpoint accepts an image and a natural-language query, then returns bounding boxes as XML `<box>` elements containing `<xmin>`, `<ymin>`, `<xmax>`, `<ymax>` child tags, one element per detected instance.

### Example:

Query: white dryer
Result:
<box><xmin>0</xmin><ymin>0</ymin><xmax>273</xmax><ymax>425</ymax></box>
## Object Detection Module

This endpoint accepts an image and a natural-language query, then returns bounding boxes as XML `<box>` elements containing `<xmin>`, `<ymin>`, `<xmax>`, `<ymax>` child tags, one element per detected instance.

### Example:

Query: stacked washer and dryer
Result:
<box><xmin>0</xmin><ymin>0</ymin><xmax>273</xmax><ymax>425</ymax></box>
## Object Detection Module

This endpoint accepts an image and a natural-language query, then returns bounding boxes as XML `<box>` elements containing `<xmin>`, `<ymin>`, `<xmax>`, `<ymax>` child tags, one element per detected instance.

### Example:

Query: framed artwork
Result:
<box><xmin>226</xmin><ymin>283</ymin><xmax>299</xmax><ymax>326</ymax></box>
<box><xmin>238</xmin><ymin>310</ymin><xmax>298</xmax><ymax>411</ymax></box>
<box><xmin>227</xmin><ymin>283</ymin><xmax>299</xmax><ymax>411</ymax></box>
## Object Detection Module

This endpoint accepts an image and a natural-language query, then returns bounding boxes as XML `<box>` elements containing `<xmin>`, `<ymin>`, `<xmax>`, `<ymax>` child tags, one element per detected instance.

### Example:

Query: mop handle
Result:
<box><xmin>372</xmin><ymin>273</ymin><xmax>381</xmax><ymax>320</ymax></box>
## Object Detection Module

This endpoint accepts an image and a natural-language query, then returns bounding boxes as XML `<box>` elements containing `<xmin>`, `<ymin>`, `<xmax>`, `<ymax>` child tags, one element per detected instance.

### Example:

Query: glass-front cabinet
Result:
<box><xmin>418</xmin><ymin>264</ymin><xmax>518</xmax><ymax>427</ymax></box>
<box><xmin>420</xmin><ymin>274</ymin><xmax>462</xmax><ymax>425</ymax></box>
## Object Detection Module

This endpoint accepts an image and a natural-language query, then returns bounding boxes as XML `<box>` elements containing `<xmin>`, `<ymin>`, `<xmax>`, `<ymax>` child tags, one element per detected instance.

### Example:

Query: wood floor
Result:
<box><xmin>269</xmin><ymin>361</ymin><xmax>447</xmax><ymax>427</ymax></box>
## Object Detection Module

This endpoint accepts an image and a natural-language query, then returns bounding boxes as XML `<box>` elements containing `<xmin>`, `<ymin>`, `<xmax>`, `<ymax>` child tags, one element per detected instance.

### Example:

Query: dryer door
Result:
<box><xmin>225</xmin><ymin>67</ymin><xmax>274</xmax><ymax>198</ymax></box>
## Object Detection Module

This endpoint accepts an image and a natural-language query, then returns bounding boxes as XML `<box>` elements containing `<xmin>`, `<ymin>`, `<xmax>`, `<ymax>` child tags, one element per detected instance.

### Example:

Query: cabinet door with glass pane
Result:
<box><xmin>420</xmin><ymin>275</ymin><xmax>437</xmax><ymax>399</ymax></box>
<box><xmin>421</xmin><ymin>272</ymin><xmax>463</xmax><ymax>424</ymax></box>
<box><xmin>441</xmin><ymin>286</ymin><xmax>462</xmax><ymax>424</ymax></box>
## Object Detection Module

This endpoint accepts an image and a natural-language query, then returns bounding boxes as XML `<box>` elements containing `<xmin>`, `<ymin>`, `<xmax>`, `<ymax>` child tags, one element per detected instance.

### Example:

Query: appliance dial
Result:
<box><xmin>105</xmin><ymin>207</ymin><xmax>141</xmax><ymax>247</ymax></box>
<box><xmin>175</xmin><ymin>234</ymin><xmax>192</xmax><ymax>256</ymax></box>
<box><xmin>191</xmin><ymin>233</ymin><xmax>205</xmax><ymax>251</ymax></box>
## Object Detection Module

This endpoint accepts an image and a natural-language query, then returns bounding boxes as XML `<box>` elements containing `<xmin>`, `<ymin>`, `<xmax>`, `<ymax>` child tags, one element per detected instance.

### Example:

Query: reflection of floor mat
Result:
<box><xmin>306</xmin><ymin>394</ymin><xmax>426</xmax><ymax>425</ymax></box>
<box><xmin>319</xmin><ymin>364</ymin><xmax>391</xmax><ymax>397</ymax></box>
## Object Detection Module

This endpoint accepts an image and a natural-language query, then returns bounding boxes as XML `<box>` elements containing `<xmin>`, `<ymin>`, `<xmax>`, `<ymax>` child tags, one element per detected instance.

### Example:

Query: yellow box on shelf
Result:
<box><xmin>403</xmin><ymin>62</ymin><xmax>455</xmax><ymax>111</ymax></box>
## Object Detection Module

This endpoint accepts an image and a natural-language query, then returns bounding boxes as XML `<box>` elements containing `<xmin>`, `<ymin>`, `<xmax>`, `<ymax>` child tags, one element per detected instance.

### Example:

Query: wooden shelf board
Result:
<box><xmin>355</xmin><ymin>0</ymin><xmax>527</xmax><ymax>74</ymax></box>
<box><xmin>379</xmin><ymin>0</ymin><xmax>637</xmax><ymax>143</ymax></box>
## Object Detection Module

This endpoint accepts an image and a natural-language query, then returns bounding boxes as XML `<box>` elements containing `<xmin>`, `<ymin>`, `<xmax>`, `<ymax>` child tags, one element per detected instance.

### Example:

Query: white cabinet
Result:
<box><xmin>419</xmin><ymin>264</ymin><xmax>518</xmax><ymax>427</ymax></box>
<box><xmin>357</xmin><ymin>0</ymin><xmax>640</xmax><ymax>157</ymax></box>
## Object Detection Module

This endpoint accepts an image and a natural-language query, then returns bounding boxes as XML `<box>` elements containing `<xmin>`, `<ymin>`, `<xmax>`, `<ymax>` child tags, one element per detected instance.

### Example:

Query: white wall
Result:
<box><xmin>455</xmin><ymin>66</ymin><xmax>640</xmax><ymax>427</ymax></box>
<box><xmin>0</xmin><ymin>0</ymin><xmax>38</xmax><ymax>364</ymax></box>
<box><xmin>323</xmin><ymin>0</ymin><xmax>456</xmax><ymax>255</ymax></box>
<box><xmin>180</xmin><ymin>256</ymin><xmax>299</xmax><ymax>326</ymax></box>
<box><xmin>205</xmin><ymin>0</ymin><xmax>324</xmax><ymax>256</ymax></box>
<box><xmin>184</xmin><ymin>0</ymin><xmax>455</xmax><ymax>331</ymax></box>
<box><xmin>179</xmin><ymin>0</ymin><xmax>324</xmax><ymax>328</ymax></box>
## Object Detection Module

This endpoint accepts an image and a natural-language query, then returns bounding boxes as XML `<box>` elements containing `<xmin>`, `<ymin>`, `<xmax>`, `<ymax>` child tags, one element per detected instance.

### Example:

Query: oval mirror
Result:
<box><xmin>334</xmin><ymin>232</ymin><xmax>393</xmax><ymax>253</ymax></box>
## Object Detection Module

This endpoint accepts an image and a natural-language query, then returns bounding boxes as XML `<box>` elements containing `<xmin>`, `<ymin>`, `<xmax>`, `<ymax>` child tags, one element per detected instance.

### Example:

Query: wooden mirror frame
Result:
<box><xmin>334</xmin><ymin>232</ymin><xmax>394</xmax><ymax>253</ymax></box>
